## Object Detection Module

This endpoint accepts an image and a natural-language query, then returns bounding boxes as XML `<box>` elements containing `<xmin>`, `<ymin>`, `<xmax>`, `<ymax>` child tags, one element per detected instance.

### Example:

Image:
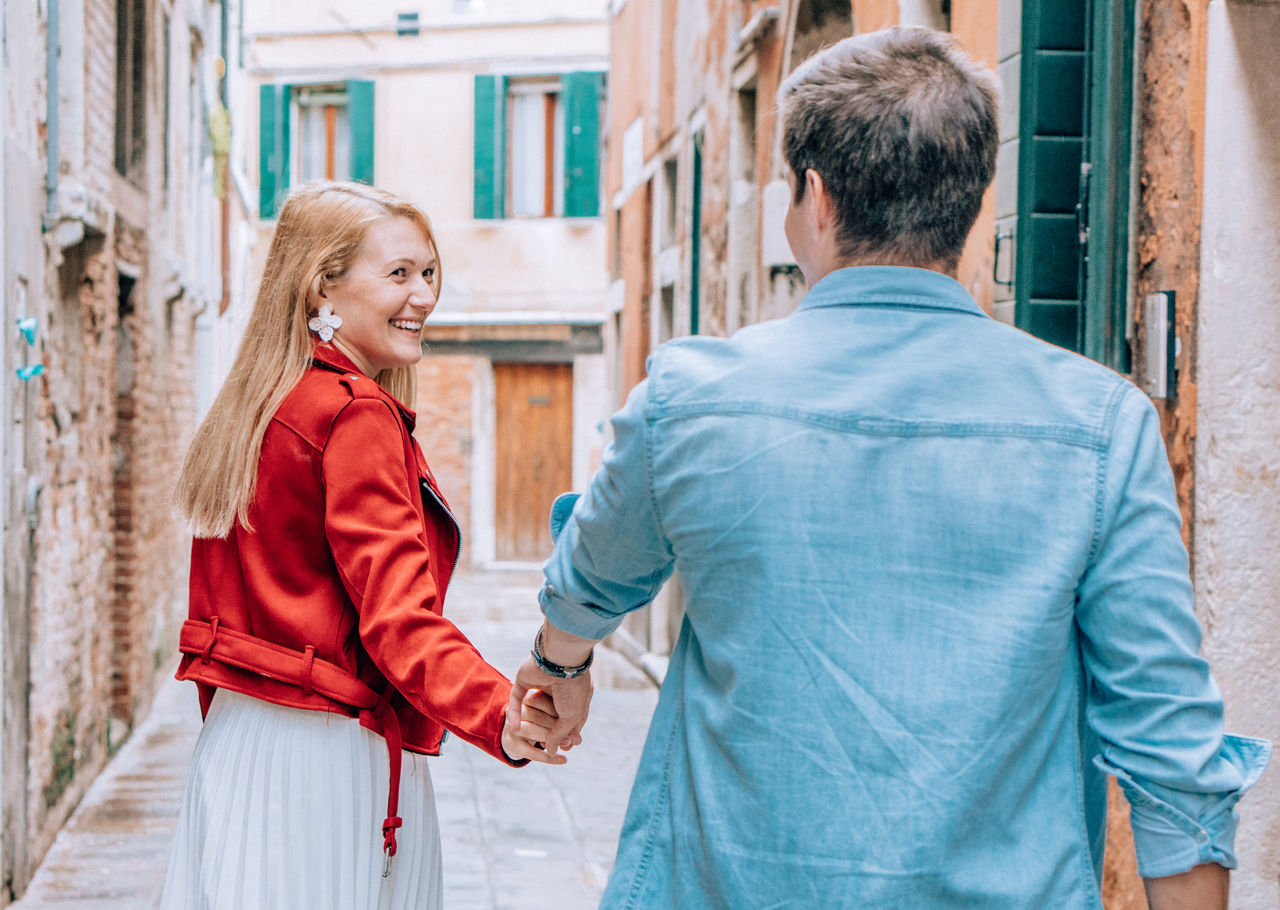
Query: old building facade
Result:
<box><xmin>209</xmin><ymin>0</ymin><xmax>611</xmax><ymax>568</ymax></box>
<box><xmin>0</xmin><ymin>0</ymin><xmax>224</xmax><ymax>900</ymax></box>
<box><xmin>604</xmin><ymin>0</ymin><xmax>1280</xmax><ymax>906</ymax></box>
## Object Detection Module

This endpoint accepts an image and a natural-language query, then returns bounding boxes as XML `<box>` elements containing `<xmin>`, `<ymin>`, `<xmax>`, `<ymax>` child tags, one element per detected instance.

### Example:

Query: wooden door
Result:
<box><xmin>494</xmin><ymin>362</ymin><xmax>574</xmax><ymax>561</ymax></box>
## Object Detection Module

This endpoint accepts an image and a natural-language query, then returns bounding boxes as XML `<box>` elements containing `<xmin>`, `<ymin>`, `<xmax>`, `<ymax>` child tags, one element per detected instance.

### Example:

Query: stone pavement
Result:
<box><xmin>11</xmin><ymin>569</ymin><xmax>658</xmax><ymax>909</ymax></box>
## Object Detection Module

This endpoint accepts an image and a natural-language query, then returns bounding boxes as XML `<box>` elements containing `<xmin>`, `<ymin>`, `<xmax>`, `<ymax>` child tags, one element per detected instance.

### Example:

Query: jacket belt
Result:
<box><xmin>179</xmin><ymin>618</ymin><xmax>407</xmax><ymax>870</ymax></box>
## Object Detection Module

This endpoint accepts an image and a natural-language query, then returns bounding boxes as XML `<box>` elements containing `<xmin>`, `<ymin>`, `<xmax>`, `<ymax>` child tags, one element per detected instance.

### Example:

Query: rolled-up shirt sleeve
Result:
<box><xmin>540</xmin><ymin>377</ymin><xmax>676</xmax><ymax>640</ymax></box>
<box><xmin>1076</xmin><ymin>386</ymin><xmax>1271</xmax><ymax>878</ymax></box>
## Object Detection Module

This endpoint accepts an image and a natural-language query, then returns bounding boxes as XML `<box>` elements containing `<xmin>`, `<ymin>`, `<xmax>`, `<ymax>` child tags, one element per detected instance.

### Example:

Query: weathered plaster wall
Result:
<box><xmin>1196</xmin><ymin>3</ymin><xmax>1280</xmax><ymax>906</ymax></box>
<box><xmin>1136</xmin><ymin>0</ymin><xmax>1208</xmax><ymax>541</ymax></box>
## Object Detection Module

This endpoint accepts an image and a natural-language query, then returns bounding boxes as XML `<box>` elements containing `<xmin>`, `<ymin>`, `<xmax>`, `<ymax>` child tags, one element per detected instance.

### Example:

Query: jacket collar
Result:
<box><xmin>310</xmin><ymin>342</ymin><xmax>417</xmax><ymax>428</ymax></box>
<box><xmin>796</xmin><ymin>266</ymin><xmax>988</xmax><ymax>318</ymax></box>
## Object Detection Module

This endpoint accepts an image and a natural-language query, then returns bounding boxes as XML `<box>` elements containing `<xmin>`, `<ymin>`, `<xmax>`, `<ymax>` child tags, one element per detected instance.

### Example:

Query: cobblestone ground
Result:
<box><xmin>11</xmin><ymin>569</ymin><xmax>658</xmax><ymax>909</ymax></box>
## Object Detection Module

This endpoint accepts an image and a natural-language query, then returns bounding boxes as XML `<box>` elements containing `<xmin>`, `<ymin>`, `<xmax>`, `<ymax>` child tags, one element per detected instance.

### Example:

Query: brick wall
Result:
<box><xmin>22</xmin><ymin>224</ymin><xmax>197</xmax><ymax>877</ymax></box>
<box><xmin>24</xmin><ymin>237</ymin><xmax>119</xmax><ymax>864</ymax></box>
<box><xmin>110</xmin><ymin>220</ymin><xmax>193</xmax><ymax>724</ymax></box>
<box><xmin>414</xmin><ymin>355</ymin><xmax>476</xmax><ymax>564</ymax></box>
<box><xmin>9</xmin><ymin>0</ymin><xmax>203</xmax><ymax>890</ymax></box>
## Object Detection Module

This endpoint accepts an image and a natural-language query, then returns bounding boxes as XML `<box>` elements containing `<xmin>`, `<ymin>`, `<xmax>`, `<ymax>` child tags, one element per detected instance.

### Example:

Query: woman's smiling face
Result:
<box><xmin>320</xmin><ymin>216</ymin><xmax>438</xmax><ymax>376</ymax></box>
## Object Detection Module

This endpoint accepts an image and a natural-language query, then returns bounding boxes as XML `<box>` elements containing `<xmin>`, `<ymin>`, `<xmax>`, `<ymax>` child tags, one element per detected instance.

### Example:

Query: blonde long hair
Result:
<box><xmin>177</xmin><ymin>181</ymin><xmax>443</xmax><ymax>538</ymax></box>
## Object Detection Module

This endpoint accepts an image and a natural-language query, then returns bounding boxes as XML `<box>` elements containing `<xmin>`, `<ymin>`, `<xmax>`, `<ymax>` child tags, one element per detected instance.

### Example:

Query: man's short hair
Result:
<box><xmin>778</xmin><ymin>27</ymin><xmax>999</xmax><ymax>271</ymax></box>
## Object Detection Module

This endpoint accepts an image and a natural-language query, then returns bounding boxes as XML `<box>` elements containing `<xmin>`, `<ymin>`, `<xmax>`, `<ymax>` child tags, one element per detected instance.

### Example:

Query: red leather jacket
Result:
<box><xmin>177</xmin><ymin>345</ymin><xmax>521</xmax><ymax>851</ymax></box>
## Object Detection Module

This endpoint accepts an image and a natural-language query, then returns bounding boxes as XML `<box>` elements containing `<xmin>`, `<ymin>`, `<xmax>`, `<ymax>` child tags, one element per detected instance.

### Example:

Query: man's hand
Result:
<box><xmin>1143</xmin><ymin>863</ymin><xmax>1228</xmax><ymax>910</ymax></box>
<box><xmin>507</xmin><ymin>622</ymin><xmax>598</xmax><ymax>757</ymax></box>
<box><xmin>500</xmin><ymin>689</ymin><xmax>583</xmax><ymax>765</ymax></box>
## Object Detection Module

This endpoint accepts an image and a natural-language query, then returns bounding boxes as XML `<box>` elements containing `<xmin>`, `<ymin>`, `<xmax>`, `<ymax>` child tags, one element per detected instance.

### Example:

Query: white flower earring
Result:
<box><xmin>308</xmin><ymin>305</ymin><xmax>342</xmax><ymax>342</ymax></box>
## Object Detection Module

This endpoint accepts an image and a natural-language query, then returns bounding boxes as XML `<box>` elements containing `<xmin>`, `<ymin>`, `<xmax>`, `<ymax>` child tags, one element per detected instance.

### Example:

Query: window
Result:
<box><xmin>788</xmin><ymin>0</ymin><xmax>853</xmax><ymax>74</ymax></box>
<box><xmin>259</xmin><ymin>80</ymin><xmax>374</xmax><ymax>219</ymax></box>
<box><xmin>508</xmin><ymin>79</ymin><xmax>565</xmax><ymax>217</ymax></box>
<box><xmin>115</xmin><ymin>0</ymin><xmax>147</xmax><ymax>180</ymax></box>
<box><xmin>473</xmin><ymin>71</ymin><xmax>604</xmax><ymax>219</ymax></box>
<box><xmin>295</xmin><ymin>85</ymin><xmax>352</xmax><ymax>183</ymax></box>
<box><xmin>661</xmin><ymin>157</ymin><xmax>678</xmax><ymax>248</ymax></box>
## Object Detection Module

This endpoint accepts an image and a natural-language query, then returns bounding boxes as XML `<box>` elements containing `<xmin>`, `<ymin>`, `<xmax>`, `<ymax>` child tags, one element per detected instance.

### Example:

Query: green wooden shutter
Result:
<box><xmin>1081</xmin><ymin>0</ymin><xmax>1135</xmax><ymax>372</ymax></box>
<box><xmin>348</xmin><ymin>79</ymin><xmax>375</xmax><ymax>186</ymax></box>
<box><xmin>473</xmin><ymin>75</ymin><xmax>505</xmax><ymax>219</ymax></box>
<box><xmin>1014</xmin><ymin>0</ymin><xmax>1087</xmax><ymax>352</ymax></box>
<box><xmin>562</xmin><ymin>71</ymin><xmax>603</xmax><ymax>218</ymax></box>
<box><xmin>259</xmin><ymin>83</ymin><xmax>291</xmax><ymax>219</ymax></box>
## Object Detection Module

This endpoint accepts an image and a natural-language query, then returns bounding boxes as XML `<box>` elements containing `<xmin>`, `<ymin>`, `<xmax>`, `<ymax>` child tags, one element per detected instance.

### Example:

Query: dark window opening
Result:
<box><xmin>115</xmin><ymin>0</ymin><xmax>147</xmax><ymax>180</ymax></box>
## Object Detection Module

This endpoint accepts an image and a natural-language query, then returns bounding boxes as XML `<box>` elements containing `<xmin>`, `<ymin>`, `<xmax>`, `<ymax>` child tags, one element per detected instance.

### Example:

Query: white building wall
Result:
<box><xmin>1196</xmin><ymin>4</ymin><xmax>1280</xmax><ymax>907</ymax></box>
<box><xmin>241</xmin><ymin>1</ymin><xmax>609</xmax><ymax>320</ymax></box>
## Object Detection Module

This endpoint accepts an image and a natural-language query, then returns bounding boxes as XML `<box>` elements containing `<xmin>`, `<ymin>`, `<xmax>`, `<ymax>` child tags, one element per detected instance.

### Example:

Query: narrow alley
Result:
<box><xmin>10</xmin><ymin>571</ymin><xmax>658</xmax><ymax>910</ymax></box>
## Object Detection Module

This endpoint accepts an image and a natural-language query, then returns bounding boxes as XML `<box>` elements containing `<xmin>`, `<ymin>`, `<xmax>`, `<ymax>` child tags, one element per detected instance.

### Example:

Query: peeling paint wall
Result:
<box><xmin>1136</xmin><ymin>0</ymin><xmax>1207</xmax><ymax>544</ymax></box>
<box><xmin>1196</xmin><ymin>3</ymin><xmax>1280</xmax><ymax>905</ymax></box>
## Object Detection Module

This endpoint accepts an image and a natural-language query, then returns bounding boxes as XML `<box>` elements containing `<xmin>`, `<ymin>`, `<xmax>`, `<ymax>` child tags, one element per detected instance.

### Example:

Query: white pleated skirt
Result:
<box><xmin>160</xmin><ymin>689</ymin><xmax>442</xmax><ymax>910</ymax></box>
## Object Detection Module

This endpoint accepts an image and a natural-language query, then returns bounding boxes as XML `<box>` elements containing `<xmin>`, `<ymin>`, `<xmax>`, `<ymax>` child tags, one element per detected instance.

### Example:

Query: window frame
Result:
<box><xmin>505</xmin><ymin>77</ymin><xmax>565</xmax><ymax>219</ymax></box>
<box><xmin>292</xmin><ymin>84</ymin><xmax>353</xmax><ymax>185</ymax></box>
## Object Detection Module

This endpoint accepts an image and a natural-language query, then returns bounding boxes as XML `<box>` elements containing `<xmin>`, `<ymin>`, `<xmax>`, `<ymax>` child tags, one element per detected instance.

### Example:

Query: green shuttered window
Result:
<box><xmin>1015</xmin><ymin>0</ymin><xmax>1135</xmax><ymax>372</ymax></box>
<box><xmin>474</xmin><ymin>71</ymin><xmax>604</xmax><ymax>220</ymax></box>
<box><xmin>258</xmin><ymin>79</ymin><xmax>376</xmax><ymax>220</ymax></box>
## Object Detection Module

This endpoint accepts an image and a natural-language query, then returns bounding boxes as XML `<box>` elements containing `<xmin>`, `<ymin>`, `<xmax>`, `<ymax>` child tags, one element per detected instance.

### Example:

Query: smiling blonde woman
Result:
<box><xmin>163</xmin><ymin>181</ymin><xmax>569</xmax><ymax>910</ymax></box>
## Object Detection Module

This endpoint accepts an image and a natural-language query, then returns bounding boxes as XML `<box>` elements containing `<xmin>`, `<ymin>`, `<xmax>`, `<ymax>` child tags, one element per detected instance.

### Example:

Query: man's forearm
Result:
<box><xmin>1143</xmin><ymin>863</ymin><xmax>1228</xmax><ymax>910</ymax></box>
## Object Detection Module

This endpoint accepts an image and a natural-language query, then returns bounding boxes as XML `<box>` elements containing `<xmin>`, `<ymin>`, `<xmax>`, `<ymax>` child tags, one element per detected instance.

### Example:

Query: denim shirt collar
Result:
<box><xmin>797</xmin><ymin>266</ymin><xmax>988</xmax><ymax>318</ymax></box>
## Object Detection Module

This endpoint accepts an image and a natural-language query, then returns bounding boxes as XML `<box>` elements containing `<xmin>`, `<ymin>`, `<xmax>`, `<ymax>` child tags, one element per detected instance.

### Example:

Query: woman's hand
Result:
<box><xmin>500</xmin><ymin>689</ymin><xmax>583</xmax><ymax>765</ymax></box>
<box><xmin>507</xmin><ymin>622</ymin><xmax>598</xmax><ymax>758</ymax></box>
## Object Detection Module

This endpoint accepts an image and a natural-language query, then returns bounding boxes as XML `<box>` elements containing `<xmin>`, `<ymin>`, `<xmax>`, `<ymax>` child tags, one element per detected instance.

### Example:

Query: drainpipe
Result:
<box><xmin>42</xmin><ymin>0</ymin><xmax>59</xmax><ymax>232</ymax></box>
<box><xmin>219</xmin><ymin>0</ymin><xmax>231</xmax><ymax>315</ymax></box>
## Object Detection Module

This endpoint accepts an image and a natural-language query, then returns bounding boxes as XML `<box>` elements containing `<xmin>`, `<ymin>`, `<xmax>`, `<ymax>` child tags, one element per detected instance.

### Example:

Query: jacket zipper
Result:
<box><xmin>418</xmin><ymin>478</ymin><xmax>461</xmax><ymax>749</ymax></box>
<box><xmin>418</xmin><ymin>478</ymin><xmax>462</xmax><ymax>599</ymax></box>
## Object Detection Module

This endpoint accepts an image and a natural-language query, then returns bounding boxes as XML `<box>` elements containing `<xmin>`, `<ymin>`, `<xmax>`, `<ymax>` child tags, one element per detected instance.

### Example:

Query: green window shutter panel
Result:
<box><xmin>348</xmin><ymin>80</ymin><xmax>375</xmax><ymax>185</ymax></box>
<box><xmin>259</xmin><ymin>83</ymin><xmax>291</xmax><ymax>219</ymax></box>
<box><xmin>1081</xmin><ymin>0</ymin><xmax>1136</xmax><ymax>372</ymax></box>
<box><xmin>473</xmin><ymin>74</ymin><xmax>505</xmax><ymax>219</ymax></box>
<box><xmin>1014</xmin><ymin>0</ymin><xmax>1087</xmax><ymax>354</ymax></box>
<box><xmin>562</xmin><ymin>71</ymin><xmax>603</xmax><ymax>218</ymax></box>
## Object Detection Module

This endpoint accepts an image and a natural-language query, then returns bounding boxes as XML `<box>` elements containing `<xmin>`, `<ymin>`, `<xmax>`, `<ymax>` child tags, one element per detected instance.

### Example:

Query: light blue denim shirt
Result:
<box><xmin>541</xmin><ymin>267</ymin><xmax>1269</xmax><ymax>909</ymax></box>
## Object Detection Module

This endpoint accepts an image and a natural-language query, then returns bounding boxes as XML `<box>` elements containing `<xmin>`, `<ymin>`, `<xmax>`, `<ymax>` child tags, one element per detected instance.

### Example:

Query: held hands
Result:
<box><xmin>501</xmin><ymin>688</ymin><xmax>584</xmax><ymax>765</ymax></box>
<box><xmin>506</xmin><ymin>622</ymin><xmax>598</xmax><ymax>760</ymax></box>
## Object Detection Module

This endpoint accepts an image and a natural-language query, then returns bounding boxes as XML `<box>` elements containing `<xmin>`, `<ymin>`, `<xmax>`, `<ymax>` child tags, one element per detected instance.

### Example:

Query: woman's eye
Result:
<box><xmin>390</xmin><ymin>267</ymin><xmax>407</xmax><ymax>278</ymax></box>
<box><xmin>423</xmin><ymin>267</ymin><xmax>435</xmax><ymax>280</ymax></box>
